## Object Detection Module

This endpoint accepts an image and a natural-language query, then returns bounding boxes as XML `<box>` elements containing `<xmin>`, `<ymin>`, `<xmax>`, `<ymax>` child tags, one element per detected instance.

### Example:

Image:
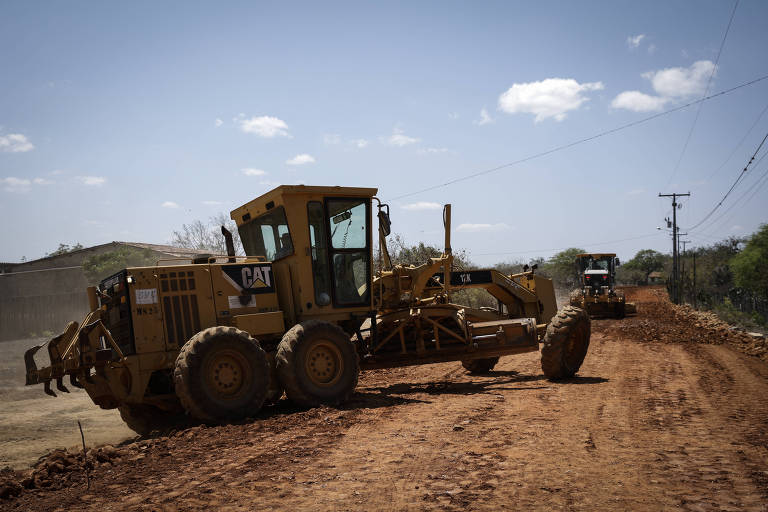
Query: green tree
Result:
<box><xmin>539</xmin><ymin>248</ymin><xmax>585</xmax><ymax>289</ymax></box>
<box><xmin>731</xmin><ymin>224</ymin><xmax>768</xmax><ymax>297</ymax></box>
<box><xmin>623</xmin><ymin>249</ymin><xmax>666</xmax><ymax>284</ymax></box>
<box><xmin>46</xmin><ymin>243</ymin><xmax>84</xmax><ymax>257</ymax></box>
<box><xmin>82</xmin><ymin>247</ymin><xmax>157</xmax><ymax>284</ymax></box>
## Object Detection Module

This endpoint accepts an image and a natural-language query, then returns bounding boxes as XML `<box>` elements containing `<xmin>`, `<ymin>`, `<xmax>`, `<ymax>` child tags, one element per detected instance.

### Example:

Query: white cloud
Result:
<box><xmin>237</xmin><ymin>115</ymin><xmax>290</xmax><ymax>138</ymax></box>
<box><xmin>50</xmin><ymin>169</ymin><xmax>65</xmax><ymax>176</ymax></box>
<box><xmin>385</xmin><ymin>127</ymin><xmax>420</xmax><ymax>146</ymax></box>
<box><xmin>647</xmin><ymin>43</ymin><xmax>657</xmax><ymax>54</ymax></box>
<box><xmin>448</xmin><ymin>112</ymin><xmax>459</xmax><ymax>120</ymax></box>
<box><xmin>76</xmin><ymin>176</ymin><xmax>106</xmax><ymax>186</ymax></box>
<box><xmin>612</xmin><ymin>60</ymin><xmax>715</xmax><ymax>113</ymax></box>
<box><xmin>456</xmin><ymin>223</ymin><xmax>511</xmax><ymax>232</ymax></box>
<box><xmin>627</xmin><ymin>34</ymin><xmax>645</xmax><ymax>49</ymax></box>
<box><xmin>286</xmin><ymin>154</ymin><xmax>315</xmax><ymax>166</ymax></box>
<box><xmin>214</xmin><ymin>118</ymin><xmax>223</xmax><ymax>127</ymax></box>
<box><xmin>474</xmin><ymin>108</ymin><xmax>494</xmax><ymax>126</ymax></box>
<box><xmin>402</xmin><ymin>201</ymin><xmax>442</xmax><ymax>211</ymax></box>
<box><xmin>242</xmin><ymin>168</ymin><xmax>267</xmax><ymax>176</ymax></box>
<box><xmin>418</xmin><ymin>147</ymin><xmax>451</xmax><ymax>155</ymax></box>
<box><xmin>642</xmin><ymin>60</ymin><xmax>715</xmax><ymax>98</ymax></box>
<box><xmin>2</xmin><ymin>176</ymin><xmax>58</xmax><ymax>192</ymax></box>
<box><xmin>611</xmin><ymin>91</ymin><xmax>669</xmax><ymax>112</ymax></box>
<box><xmin>323</xmin><ymin>133</ymin><xmax>342</xmax><ymax>145</ymax></box>
<box><xmin>325</xmin><ymin>134</ymin><xmax>368</xmax><ymax>149</ymax></box>
<box><xmin>0</xmin><ymin>133</ymin><xmax>34</xmax><ymax>153</ymax></box>
<box><xmin>202</xmin><ymin>200</ymin><xmax>223</xmax><ymax>206</ymax></box>
<box><xmin>162</xmin><ymin>201</ymin><xmax>180</xmax><ymax>209</ymax></box>
<box><xmin>1</xmin><ymin>177</ymin><xmax>31</xmax><ymax>192</ymax></box>
<box><xmin>498</xmin><ymin>78</ymin><xmax>604</xmax><ymax>122</ymax></box>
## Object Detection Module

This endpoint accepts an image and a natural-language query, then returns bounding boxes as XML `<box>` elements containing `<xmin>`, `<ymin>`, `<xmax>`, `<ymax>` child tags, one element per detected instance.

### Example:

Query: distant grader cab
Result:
<box><xmin>569</xmin><ymin>253</ymin><xmax>635</xmax><ymax>318</ymax></box>
<box><xmin>25</xmin><ymin>185</ymin><xmax>591</xmax><ymax>434</ymax></box>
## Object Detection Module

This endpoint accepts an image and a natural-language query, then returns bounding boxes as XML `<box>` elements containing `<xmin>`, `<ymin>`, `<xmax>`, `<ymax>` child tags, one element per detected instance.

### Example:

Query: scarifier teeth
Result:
<box><xmin>56</xmin><ymin>377</ymin><xmax>70</xmax><ymax>393</ymax></box>
<box><xmin>44</xmin><ymin>381</ymin><xmax>56</xmax><ymax>397</ymax></box>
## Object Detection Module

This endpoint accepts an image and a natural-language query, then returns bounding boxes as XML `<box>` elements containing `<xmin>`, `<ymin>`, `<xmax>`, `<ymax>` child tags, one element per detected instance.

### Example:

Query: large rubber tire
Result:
<box><xmin>461</xmin><ymin>357</ymin><xmax>500</xmax><ymax>374</ymax></box>
<box><xmin>174</xmin><ymin>326</ymin><xmax>270</xmax><ymax>422</ymax></box>
<box><xmin>541</xmin><ymin>305</ymin><xmax>591</xmax><ymax>380</ymax></box>
<box><xmin>118</xmin><ymin>404</ymin><xmax>184</xmax><ymax>436</ymax></box>
<box><xmin>569</xmin><ymin>290</ymin><xmax>583</xmax><ymax>308</ymax></box>
<box><xmin>276</xmin><ymin>321</ymin><xmax>359</xmax><ymax>408</ymax></box>
<box><xmin>264</xmin><ymin>352</ymin><xmax>283</xmax><ymax>405</ymax></box>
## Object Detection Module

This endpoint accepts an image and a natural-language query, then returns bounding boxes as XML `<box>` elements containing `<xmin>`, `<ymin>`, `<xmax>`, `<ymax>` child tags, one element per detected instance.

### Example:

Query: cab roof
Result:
<box><xmin>231</xmin><ymin>184</ymin><xmax>378</xmax><ymax>226</ymax></box>
<box><xmin>575</xmin><ymin>253</ymin><xmax>617</xmax><ymax>258</ymax></box>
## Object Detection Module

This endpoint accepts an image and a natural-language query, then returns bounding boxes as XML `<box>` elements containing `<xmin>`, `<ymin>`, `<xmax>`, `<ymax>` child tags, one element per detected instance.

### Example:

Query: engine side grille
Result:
<box><xmin>159</xmin><ymin>271</ymin><xmax>201</xmax><ymax>347</ymax></box>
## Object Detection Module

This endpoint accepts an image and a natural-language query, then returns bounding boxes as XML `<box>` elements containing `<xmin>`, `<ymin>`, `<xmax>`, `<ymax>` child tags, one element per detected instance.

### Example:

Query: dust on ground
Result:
<box><xmin>0</xmin><ymin>338</ymin><xmax>135</xmax><ymax>470</ymax></box>
<box><xmin>2</xmin><ymin>286</ymin><xmax>768</xmax><ymax>510</ymax></box>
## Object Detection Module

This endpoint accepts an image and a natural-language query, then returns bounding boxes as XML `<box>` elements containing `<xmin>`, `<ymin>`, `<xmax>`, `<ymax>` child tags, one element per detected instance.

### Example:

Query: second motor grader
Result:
<box><xmin>569</xmin><ymin>252</ymin><xmax>636</xmax><ymax>318</ymax></box>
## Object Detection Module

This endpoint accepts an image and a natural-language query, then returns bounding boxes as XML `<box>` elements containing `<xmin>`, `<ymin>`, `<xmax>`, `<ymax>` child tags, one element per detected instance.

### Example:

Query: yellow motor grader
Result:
<box><xmin>569</xmin><ymin>253</ymin><xmax>635</xmax><ymax>318</ymax></box>
<box><xmin>25</xmin><ymin>185</ymin><xmax>591</xmax><ymax>434</ymax></box>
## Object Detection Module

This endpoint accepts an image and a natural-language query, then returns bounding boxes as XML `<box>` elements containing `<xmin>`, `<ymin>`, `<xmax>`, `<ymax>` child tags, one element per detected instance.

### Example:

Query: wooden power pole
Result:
<box><xmin>659</xmin><ymin>192</ymin><xmax>690</xmax><ymax>304</ymax></box>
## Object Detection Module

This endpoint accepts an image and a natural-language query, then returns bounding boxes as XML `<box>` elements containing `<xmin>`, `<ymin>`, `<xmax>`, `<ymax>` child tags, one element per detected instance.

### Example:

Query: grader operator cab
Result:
<box><xmin>24</xmin><ymin>185</ymin><xmax>591</xmax><ymax>434</ymax></box>
<box><xmin>569</xmin><ymin>253</ymin><xmax>635</xmax><ymax>318</ymax></box>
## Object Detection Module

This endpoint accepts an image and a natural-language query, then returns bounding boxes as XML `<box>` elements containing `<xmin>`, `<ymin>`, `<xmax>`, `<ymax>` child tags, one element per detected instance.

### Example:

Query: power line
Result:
<box><xmin>665</xmin><ymin>0</ymin><xmax>739</xmax><ymax>187</ymax></box>
<box><xmin>472</xmin><ymin>232</ymin><xmax>662</xmax><ymax>257</ymax></box>
<box><xmin>705</xmin><ymin>100</ymin><xmax>768</xmax><ymax>181</ymax></box>
<box><xmin>696</xmin><ymin>159</ymin><xmax>768</xmax><ymax>236</ymax></box>
<box><xmin>388</xmin><ymin>72</ymin><xmax>768</xmax><ymax>202</ymax></box>
<box><xmin>687</xmin><ymin>131</ymin><xmax>768</xmax><ymax>230</ymax></box>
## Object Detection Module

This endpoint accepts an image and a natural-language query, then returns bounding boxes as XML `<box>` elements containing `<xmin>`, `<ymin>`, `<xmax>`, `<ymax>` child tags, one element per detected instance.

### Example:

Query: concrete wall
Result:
<box><xmin>0</xmin><ymin>266</ymin><xmax>90</xmax><ymax>339</ymax></box>
<box><xmin>0</xmin><ymin>243</ymin><xmax>198</xmax><ymax>341</ymax></box>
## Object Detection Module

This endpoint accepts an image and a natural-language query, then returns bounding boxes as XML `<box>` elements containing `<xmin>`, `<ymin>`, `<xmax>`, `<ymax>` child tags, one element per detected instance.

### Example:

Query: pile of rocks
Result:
<box><xmin>616</xmin><ymin>288</ymin><xmax>767</xmax><ymax>362</ymax></box>
<box><xmin>0</xmin><ymin>444</ymin><xmax>128</xmax><ymax>500</ymax></box>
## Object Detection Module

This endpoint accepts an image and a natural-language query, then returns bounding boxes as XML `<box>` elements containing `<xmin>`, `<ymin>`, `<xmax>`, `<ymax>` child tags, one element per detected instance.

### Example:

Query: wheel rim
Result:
<box><xmin>204</xmin><ymin>349</ymin><xmax>251</xmax><ymax>400</ymax></box>
<box><xmin>304</xmin><ymin>340</ymin><xmax>344</xmax><ymax>387</ymax></box>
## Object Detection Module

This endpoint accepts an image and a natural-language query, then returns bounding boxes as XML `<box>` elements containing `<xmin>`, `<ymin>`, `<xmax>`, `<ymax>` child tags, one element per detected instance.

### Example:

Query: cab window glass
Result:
<box><xmin>307</xmin><ymin>202</ymin><xmax>331</xmax><ymax>305</ymax></box>
<box><xmin>237</xmin><ymin>206</ymin><xmax>293</xmax><ymax>261</ymax></box>
<box><xmin>328</xmin><ymin>199</ymin><xmax>367</xmax><ymax>249</ymax></box>
<box><xmin>332</xmin><ymin>252</ymin><xmax>370</xmax><ymax>304</ymax></box>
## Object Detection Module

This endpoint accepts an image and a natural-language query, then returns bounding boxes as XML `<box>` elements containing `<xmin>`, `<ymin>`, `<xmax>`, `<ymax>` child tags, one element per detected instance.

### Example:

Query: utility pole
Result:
<box><xmin>680</xmin><ymin>239</ymin><xmax>690</xmax><ymax>303</ymax></box>
<box><xmin>692</xmin><ymin>250</ymin><xmax>697</xmax><ymax>310</ymax></box>
<box><xmin>659</xmin><ymin>192</ymin><xmax>690</xmax><ymax>304</ymax></box>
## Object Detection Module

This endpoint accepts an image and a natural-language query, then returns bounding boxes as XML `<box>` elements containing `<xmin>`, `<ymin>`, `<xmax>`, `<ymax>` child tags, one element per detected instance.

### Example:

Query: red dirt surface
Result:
<box><xmin>2</xmin><ymin>286</ymin><xmax>768</xmax><ymax>511</ymax></box>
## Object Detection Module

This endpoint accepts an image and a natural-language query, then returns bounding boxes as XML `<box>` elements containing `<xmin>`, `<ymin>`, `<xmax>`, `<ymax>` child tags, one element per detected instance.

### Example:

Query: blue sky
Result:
<box><xmin>2</xmin><ymin>1</ymin><xmax>767</xmax><ymax>265</ymax></box>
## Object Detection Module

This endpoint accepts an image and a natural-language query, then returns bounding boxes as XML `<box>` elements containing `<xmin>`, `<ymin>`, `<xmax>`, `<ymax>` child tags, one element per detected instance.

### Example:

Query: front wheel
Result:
<box><xmin>461</xmin><ymin>357</ymin><xmax>500</xmax><ymax>374</ymax></box>
<box><xmin>276</xmin><ymin>321</ymin><xmax>359</xmax><ymax>407</ymax></box>
<box><xmin>541</xmin><ymin>305</ymin><xmax>591</xmax><ymax>380</ymax></box>
<box><xmin>118</xmin><ymin>404</ymin><xmax>185</xmax><ymax>436</ymax></box>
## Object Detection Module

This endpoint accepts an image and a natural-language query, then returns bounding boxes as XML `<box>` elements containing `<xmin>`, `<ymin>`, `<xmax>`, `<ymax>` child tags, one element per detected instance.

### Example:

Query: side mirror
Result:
<box><xmin>615</xmin><ymin>257</ymin><xmax>621</xmax><ymax>267</ymax></box>
<box><xmin>378</xmin><ymin>204</ymin><xmax>391</xmax><ymax>237</ymax></box>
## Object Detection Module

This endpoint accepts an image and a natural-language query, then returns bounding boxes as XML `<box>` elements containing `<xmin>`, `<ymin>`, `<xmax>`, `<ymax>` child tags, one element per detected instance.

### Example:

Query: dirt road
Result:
<box><xmin>3</xmin><ymin>287</ymin><xmax>768</xmax><ymax>511</ymax></box>
<box><xmin>0</xmin><ymin>338</ymin><xmax>135</xmax><ymax>469</ymax></box>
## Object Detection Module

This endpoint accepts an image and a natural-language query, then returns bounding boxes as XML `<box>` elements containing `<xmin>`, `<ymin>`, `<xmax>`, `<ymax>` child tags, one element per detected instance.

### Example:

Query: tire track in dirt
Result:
<box><xmin>4</xmin><ymin>287</ymin><xmax>768</xmax><ymax>511</ymax></box>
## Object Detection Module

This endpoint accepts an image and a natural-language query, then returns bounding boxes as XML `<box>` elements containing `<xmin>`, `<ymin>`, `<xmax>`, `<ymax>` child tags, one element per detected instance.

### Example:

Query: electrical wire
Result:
<box><xmin>705</xmin><ymin>100</ymin><xmax>768</xmax><ymax>181</ymax></box>
<box><xmin>665</xmin><ymin>0</ymin><xmax>740</xmax><ymax>187</ymax></box>
<box><xmin>473</xmin><ymin>232</ymin><xmax>663</xmax><ymax>257</ymax></box>
<box><xmin>695</xmin><ymin>159</ymin><xmax>768</xmax><ymax>236</ymax></box>
<box><xmin>387</xmin><ymin>73</ymin><xmax>768</xmax><ymax>202</ymax></box>
<box><xmin>687</xmin><ymin>131</ymin><xmax>768</xmax><ymax>230</ymax></box>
